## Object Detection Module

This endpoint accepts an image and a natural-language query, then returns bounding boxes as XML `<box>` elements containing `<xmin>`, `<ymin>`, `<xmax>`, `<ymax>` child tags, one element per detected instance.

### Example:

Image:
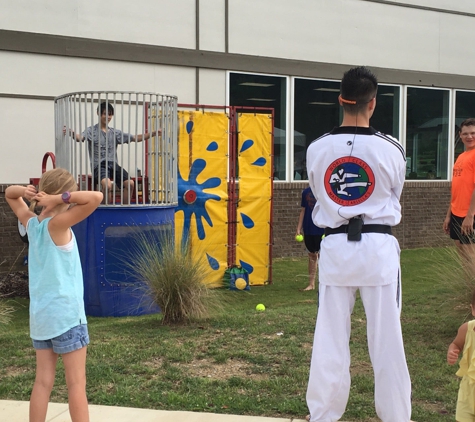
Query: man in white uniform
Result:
<box><xmin>305</xmin><ymin>66</ymin><xmax>412</xmax><ymax>422</ymax></box>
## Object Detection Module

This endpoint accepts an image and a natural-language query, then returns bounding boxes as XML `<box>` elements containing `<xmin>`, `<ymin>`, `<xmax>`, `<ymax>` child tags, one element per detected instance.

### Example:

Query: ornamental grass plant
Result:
<box><xmin>423</xmin><ymin>244</ymin><xmax>475</xmax><ymax>318</ymax></box>
<box><xmin>0</xmin><ymin>300</ymin><xmax>12</xmax><ymax>325</ymax></box>
<box><xmin>127</xmin><ymin>227</ymin><xmax>222</xmax><ymax>325</ymax></box>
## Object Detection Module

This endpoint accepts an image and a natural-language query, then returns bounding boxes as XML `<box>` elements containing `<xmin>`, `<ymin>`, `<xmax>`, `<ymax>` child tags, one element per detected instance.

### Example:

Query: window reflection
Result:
<box><xmin>406</xmin><ymin>87</ymin><xmax>449</xmax><ymax>180</ymax></box>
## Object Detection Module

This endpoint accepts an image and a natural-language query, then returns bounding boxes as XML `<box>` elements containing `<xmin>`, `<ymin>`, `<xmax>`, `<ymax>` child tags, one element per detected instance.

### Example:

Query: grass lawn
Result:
<box><xmin>0</xmin><ymin>248</ymin><xmax>469</xmax><ymax>421</ymax></box>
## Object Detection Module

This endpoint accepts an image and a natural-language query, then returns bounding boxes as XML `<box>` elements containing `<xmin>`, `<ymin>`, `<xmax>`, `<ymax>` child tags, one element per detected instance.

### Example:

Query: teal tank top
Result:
<box><xmin>27</xmin><ymin>217</ymin><xmax>87</xmax><ymax>340</ymax></box>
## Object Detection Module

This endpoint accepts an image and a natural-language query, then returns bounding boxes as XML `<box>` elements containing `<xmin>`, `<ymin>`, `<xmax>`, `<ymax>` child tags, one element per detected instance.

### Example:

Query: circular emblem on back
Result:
<box><xmin>324</xmin><ymin>157</ymin><xmax>375</xmax><ymax>206</ymax></box>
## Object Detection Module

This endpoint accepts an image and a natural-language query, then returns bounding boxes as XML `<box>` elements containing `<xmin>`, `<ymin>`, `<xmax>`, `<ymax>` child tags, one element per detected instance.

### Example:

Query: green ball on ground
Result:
<box><xmin>256</xmin><ymin>303</ymin><xmax>265</xmax><ymax>311</ymax></box>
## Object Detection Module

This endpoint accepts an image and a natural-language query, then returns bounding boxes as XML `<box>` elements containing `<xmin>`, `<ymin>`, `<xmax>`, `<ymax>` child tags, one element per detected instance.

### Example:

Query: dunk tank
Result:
<box><xmin>50</xmin><ymin>93</ymin><xmax>274</xmax><ymax>316</ymax></box>
<box><xmin>54</xmin><ymin>92</ymin><xmax>178</xmax><ymax>317</ymax></box>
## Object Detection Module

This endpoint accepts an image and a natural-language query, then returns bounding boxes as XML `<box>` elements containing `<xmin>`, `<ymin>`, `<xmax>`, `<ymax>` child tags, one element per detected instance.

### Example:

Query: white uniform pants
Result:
<box><xmin>306</xmin><ymin>283</ymin><xmax>411</xmax><ymax>422</ymax></box>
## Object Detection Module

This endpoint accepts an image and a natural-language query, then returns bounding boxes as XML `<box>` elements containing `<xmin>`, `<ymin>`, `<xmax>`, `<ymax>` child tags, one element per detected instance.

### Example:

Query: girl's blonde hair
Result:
<box><xmin>29</xmin><ymin>168</ymin><xmax>77</xmax><ymax>211</ymax></box>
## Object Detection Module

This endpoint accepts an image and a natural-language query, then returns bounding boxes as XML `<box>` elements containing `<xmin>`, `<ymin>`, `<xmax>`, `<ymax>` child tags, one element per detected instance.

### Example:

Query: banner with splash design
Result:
<box><xmin>236</xmin><ymin>113</ymin><xmax>273</xmax><ymax>285</ymax></box>
<box><xmin>175</xmin><ymin>111</ymin><xmax>229</xmax><ymax>286</ymax></box>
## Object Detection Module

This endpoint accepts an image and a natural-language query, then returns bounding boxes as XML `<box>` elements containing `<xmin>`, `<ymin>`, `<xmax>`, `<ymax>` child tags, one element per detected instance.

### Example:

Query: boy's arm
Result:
<box><xmin>443</xmin><ymin>203</ymin><xmax>451</xmax><ymax>234</ymax></box>
<box><xmin>296</xmin><ymin>208</ymin><xmax>305</xmax><ymax>235</ymax></box>
<box><xmin>5</xmin><ymin>185</ymin><xmax>38</xmax><ymax>227</ymax></box>
<box><xmin>63</xmin><ymin>126</ymin><xmax>85</xmax><ymax>142</ymax></box>
<box><xmin>132</xmin><ymin>129</ymin><xmax>161</xmax><ymax>143</ymax></box>
<box><xmin>447</xmin><ymin>322</ymin><xmax>468</xmax><ymax>365</ymax></box>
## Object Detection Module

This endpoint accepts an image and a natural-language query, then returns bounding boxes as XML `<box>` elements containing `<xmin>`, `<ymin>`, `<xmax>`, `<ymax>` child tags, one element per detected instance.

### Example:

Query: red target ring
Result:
<box><xmin>183</xmin><ymin>189</ymin><xmax>197</xmax><ymax>204</ymax></box>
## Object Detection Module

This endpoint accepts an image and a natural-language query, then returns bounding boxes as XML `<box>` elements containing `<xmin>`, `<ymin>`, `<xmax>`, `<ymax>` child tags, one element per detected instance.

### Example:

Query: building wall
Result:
<box><xmin>0</xmin><ymin>182</ymin><xmax>452</xmax><ymax>270</ymax></box>
<box><xmin>3</xmin><ymin>1</ymin><xmax>475</xmax><ymax>184</ymax></box>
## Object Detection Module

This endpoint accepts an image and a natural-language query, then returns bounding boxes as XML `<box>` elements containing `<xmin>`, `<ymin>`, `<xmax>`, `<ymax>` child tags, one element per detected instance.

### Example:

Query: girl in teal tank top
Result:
<box><xmin>5</xmin><ymin>168</ymin><xmax>102</xmax><ymax>422</ymax></box>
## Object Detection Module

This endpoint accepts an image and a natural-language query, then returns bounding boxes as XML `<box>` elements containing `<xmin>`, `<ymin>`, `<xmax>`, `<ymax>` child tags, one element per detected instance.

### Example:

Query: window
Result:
<box><xmin>455</xmin><ymin>91</ymin><xmax>475</xmax><ymax>160</ymax></box>
<box><xmin>405</xmin><ymin>87</ymin><xmax>450</xmax><ymax>180</ymax></box>
<box><xmin>293</xmin><ymin>78</ymin><xmax>340</xmax><ymax>180</ymax></box>
<box><xmin>229</xmin><ymin>72</ymin><xmax>287</xmax><ymax>180</ymax></box>
<box><xmin>372</xmin><ymin>85</ymin><xmax>400</xmax><ymax>140</ymax></box>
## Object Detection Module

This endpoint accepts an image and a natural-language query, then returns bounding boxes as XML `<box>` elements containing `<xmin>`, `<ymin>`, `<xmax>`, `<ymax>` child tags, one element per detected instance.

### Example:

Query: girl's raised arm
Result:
<box><xmin>5</xmin><ymin>185</ymin><xmax>38</xmax><ymax>227</ymax></box>
<box><xmin>43</xmin><ymin>191</ymin><xmax>103</xmax><ymax>227</ymax></box>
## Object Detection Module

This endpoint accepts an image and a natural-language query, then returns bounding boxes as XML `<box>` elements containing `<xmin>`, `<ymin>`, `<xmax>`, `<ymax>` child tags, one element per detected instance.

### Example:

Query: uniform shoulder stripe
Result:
<box><xmin>375</xmin><ymin>132</ymin><xmax>406</xmax><ymax>160</ymax></box>
<box><xmin>309</xmin><ymin>132</ymin><xmax>331</xmax><ymax>146</ymax></box>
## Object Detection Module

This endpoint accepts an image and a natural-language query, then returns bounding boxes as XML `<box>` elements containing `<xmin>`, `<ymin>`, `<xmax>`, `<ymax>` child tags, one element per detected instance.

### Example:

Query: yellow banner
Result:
<box><xmin>175</xmin><ymin>111</ymin><xmax>229</xmax><ymax>286</ymax></box>
<box><xmin>236</xmin><ymin>113</ymin><xmax>273</xmax><ymax>285</ymax></box>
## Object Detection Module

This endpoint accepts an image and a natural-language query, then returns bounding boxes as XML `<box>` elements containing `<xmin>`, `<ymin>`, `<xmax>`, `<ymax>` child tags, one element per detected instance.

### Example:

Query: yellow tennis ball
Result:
<box><xmin>256</xmin><ymin>303</ymin><xmax>265</xmax><ymax>311</ymax></box>
<box><xmin>235</xmin><ymin>278</ymin><xmax>247</xmax><ymax>290</ymax></box>
<box><xmin>295</xmin><ymin>234</ymin><xmax>304</xmax><ymax>242</ymax></box>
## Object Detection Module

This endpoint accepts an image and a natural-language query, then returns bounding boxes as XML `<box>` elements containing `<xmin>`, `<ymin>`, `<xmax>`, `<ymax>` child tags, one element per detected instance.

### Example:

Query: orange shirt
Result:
<box><xmin>452</xmin><ymin>149</ymin><xmax>475</xmax><ymax>217</ymax></box>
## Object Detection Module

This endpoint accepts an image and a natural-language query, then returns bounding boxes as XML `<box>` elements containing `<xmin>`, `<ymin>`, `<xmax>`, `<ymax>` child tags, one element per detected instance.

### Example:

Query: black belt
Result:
<box><xmin>324</xmin><ymin>224</ymin><xmax>392</xmax><ymax>236</ymax></box>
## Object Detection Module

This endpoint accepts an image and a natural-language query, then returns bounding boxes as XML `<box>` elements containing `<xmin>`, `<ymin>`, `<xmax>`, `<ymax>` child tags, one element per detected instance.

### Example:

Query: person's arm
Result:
<box><xmin>296</xmin><ymin>208</ymin><xmax>305</xmax><ymax>236</ymax></box>
<box><xmin>132</xmin><ymin>129</ymin><xmax>161</xmax><ymax>143</ymax></box>
<box><xmin>35</xmin><ymin>191</ymin><xmax>103</xmax><ymax>244</ymax></box>
<box><xmin>447</xmin><ymin>322</ymin><xmax>468</xmax><ymax>365</ymax></box>
<box><xmin>5</xmin><ymin>185</ymin><xmax>38</xmax><ymax>227</ymax></box>
<box><xmin>443</xmin><ymin>203</ymin><xmax>452</xmax><ymax>234</ymax></box>
<box><xmin>461</xmin><ymin>186</ymin><xmax>475</xmax><ymax>235</ymax></box>
<box><xmin>62</xmin><ymin>126</ymin><xmax>85</xmax><ymax>142</ymax></box>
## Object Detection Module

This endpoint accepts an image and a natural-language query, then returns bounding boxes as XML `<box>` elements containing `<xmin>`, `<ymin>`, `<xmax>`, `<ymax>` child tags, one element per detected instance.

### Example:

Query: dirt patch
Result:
<box><xmin>0</xmin><ymin>271</ymin><xmax>29</xmax><ymax>298</ymax></box>
<box><xmin>177</xmin><ymin>358</ymin><xmax>268</xmax><ymax>381</ymax></box>
<box><xmin>3</xmin><ymin>365</ymin><xmax>29</xmax><ymax>377</ymax></box>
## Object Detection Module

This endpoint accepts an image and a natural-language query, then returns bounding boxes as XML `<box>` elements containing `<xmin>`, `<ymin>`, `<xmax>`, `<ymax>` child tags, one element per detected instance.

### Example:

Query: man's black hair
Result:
<box><xmin>98</xmin><ymin>101</ymin><xmax>114</xmax><ymax>115</ymax></box>
<box><xmin>340</xmin><ymin>66</ymin><xmax>378</xmax><ymax>114</ymax></box>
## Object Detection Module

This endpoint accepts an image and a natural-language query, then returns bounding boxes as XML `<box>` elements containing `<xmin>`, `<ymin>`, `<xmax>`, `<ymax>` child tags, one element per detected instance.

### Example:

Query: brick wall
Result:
<box><xmin>0</xmin><ymin>182</ymin><xmax>453</xmax><ymax>267</ymax></box>
<box><xmin>0</xmin><ymin>184</ymin><xmax>28</xmax><ymax>270</ymax></box>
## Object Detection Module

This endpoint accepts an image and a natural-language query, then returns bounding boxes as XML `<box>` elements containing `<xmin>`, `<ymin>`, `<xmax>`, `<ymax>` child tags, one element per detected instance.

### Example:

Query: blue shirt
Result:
<box><xmin>301</xmin><ymin>187</ymin><xmax>324</xmax><ymax>236</ymax></box>
<box><xmin>27</xmin><ymin>217</ymin><xmax>87</xmax><ymax>340</ymax></box>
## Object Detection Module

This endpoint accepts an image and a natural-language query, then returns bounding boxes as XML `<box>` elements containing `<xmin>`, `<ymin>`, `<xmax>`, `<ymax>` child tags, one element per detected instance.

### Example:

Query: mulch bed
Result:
<box><xmin>0</xmin><ymin>271</ymin><xmax>29</xmax><ymax>298</ymax></box>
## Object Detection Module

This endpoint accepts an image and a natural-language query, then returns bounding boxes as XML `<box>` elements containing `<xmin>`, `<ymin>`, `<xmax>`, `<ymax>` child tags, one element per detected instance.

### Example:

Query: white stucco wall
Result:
<box><xmin>0</xmin><ymin>0</ymin><xmax>197</xmax><ymax>49</ymax></box>
<box><xmin>227</xmin><ymin>0</ymin><xmax>475</xmax><ymax>76</ymax></box>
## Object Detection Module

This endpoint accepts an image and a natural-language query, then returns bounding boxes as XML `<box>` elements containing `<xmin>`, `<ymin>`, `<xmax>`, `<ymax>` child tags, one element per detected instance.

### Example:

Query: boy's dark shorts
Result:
<box><xmin>304</xmin><ymin>234</ymin><xmax>323</xmax><ymax>254</ymax></box>
<box><xmin>450</xmin><ymin>213</ymin><xmax>475</xmax><ymax>244</ymax></box>
<box><xmin>94</xmin><ymin>163</ymin><xmax>129</xmax><ymax>188</ymax></box>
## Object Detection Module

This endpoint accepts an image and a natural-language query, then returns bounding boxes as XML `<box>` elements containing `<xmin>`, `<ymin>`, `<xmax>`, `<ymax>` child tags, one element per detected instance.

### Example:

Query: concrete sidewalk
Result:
<box><xmin>0</xmin><ymin>400</ymin><xmax>308</xmax><ymax>422</ymax></box>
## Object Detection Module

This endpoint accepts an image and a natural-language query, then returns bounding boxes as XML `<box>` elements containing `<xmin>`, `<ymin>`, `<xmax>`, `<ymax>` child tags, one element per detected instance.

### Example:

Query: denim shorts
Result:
<box><xmin>32</xmin><ymin>324</ymin><xmax>89</xmax><ymax>354</ymax></box>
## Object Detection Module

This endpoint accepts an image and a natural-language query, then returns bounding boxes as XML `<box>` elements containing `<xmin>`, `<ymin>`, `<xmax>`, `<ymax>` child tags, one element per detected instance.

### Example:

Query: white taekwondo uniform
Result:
<box><xmin>305</xmin><ymin>126</ymin><xmax>411</xmax><ymax>422</ymax></box>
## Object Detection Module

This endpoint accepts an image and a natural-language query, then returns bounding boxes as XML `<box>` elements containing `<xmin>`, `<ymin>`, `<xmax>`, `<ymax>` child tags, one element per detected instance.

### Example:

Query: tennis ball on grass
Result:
<box><xmin>256</xmin><ymin>303</ymin><xmax>266</xmax><ymax>311</ymax></box>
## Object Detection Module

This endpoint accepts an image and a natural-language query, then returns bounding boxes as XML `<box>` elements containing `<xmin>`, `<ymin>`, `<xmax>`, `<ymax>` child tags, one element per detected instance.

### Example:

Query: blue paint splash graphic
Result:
<box><xmin>251</xmin><ymin>157</ymin><xmax>266</xmax><ymax>167</ymax></box>
<box><xmin>207</xmin><ymin>141</ymin><xmax>218</xmax><ymax>151</ymax></box>
<box><xmin>240</xmin><ymin>139</ymin><xmax>254</xmax><ymax>153</ymax></box>
<box><xmin>240</xmin><ymin>213</ymin><xmax>254</xmax><ymax>229</ymax></box>
<box><xmin>239</xmin><ymin>260</ymin><xmax>254</xmax><ymax>274</ymax></box>
<box><xmin>206</xmin><ymin>253</ymin><xmax>220</xmax><ymax>270</ymax></box>
<box><xmin>177</xmin><ymin>159</ymin><xmax>221</xmax><ymax>245</ymax></box>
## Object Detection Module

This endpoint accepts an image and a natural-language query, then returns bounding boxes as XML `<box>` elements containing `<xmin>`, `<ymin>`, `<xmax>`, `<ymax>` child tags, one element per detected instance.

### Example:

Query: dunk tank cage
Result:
<box><xmin>54</xmin><ymin>92</ymin><xmax>178</xmax><ymax>317</ymax></box>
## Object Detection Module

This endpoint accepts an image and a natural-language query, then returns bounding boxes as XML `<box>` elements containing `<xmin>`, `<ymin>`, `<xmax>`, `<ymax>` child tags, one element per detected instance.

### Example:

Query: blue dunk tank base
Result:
<box><xmin>73</xmin><ymin>206</ymin><xmax>175</xmax><ymax>317</ymax></box>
